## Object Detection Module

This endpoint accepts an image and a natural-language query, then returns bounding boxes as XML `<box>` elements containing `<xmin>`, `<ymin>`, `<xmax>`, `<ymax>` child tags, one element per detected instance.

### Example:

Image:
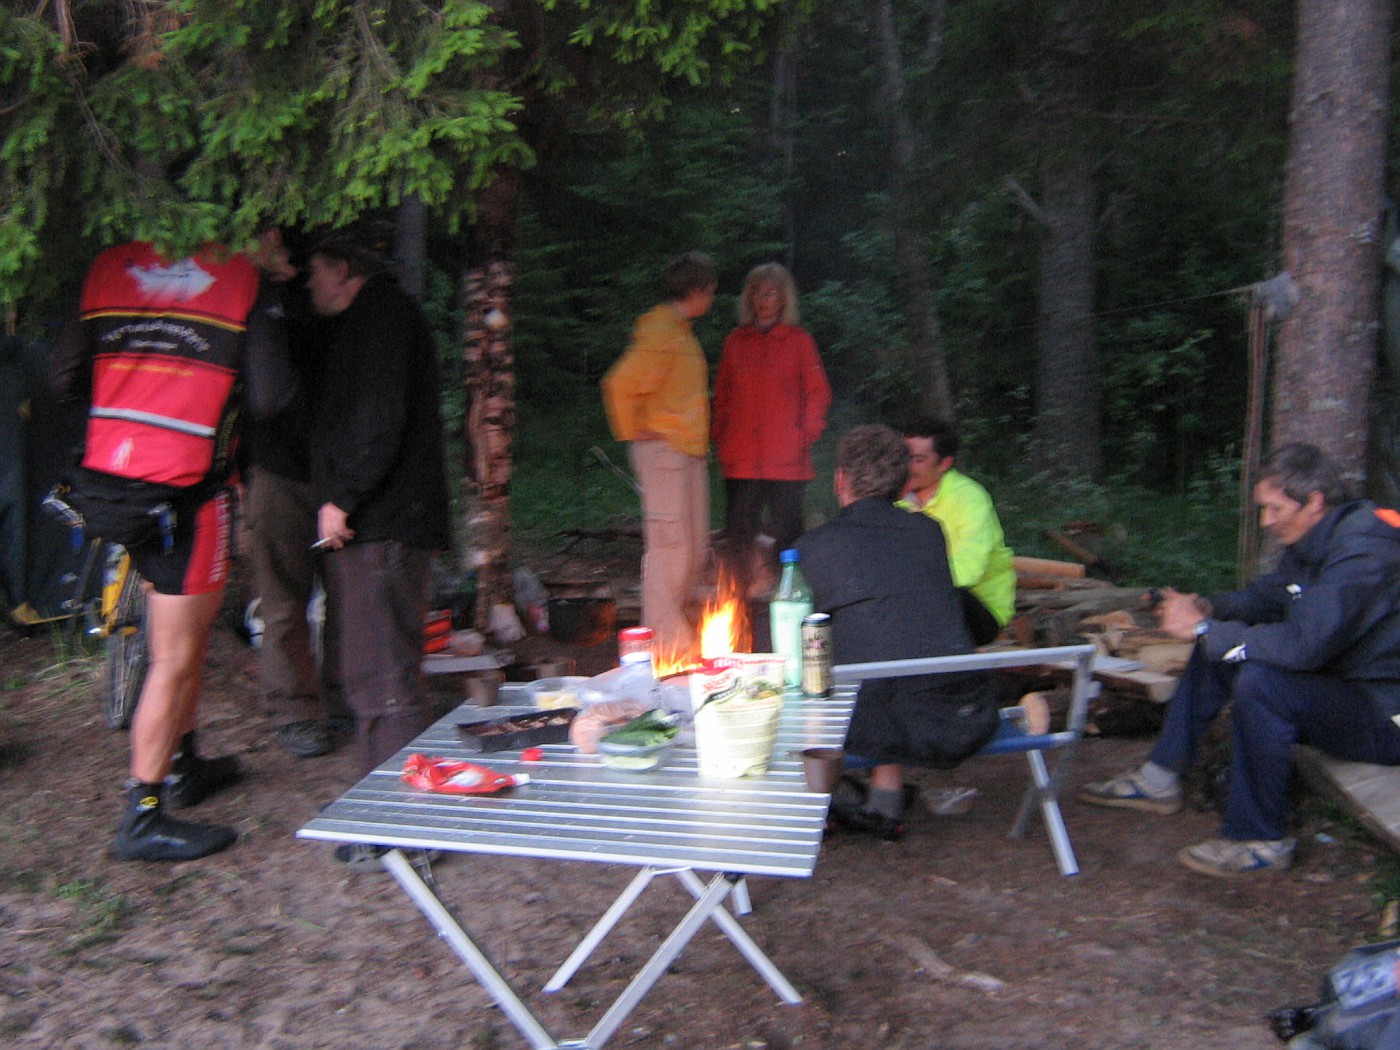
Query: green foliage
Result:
<box><xmin>984</xmin><ymin>449</ymin><xmax>1242</xmax><ymax>594</ymax></box>
<box><xmin>550</xmin><ymin>0</ymin><xmax>778</xmax><ymax>86</ymax></box>
<box><xmin>3</xmin><ymin>0</ymin><xmax>782</xmax><ymax>323</ymax></box>
<box><xmin>171</xmin><ymin>0</ymin><xmax>532</xmax><ymax>237</ymax></box>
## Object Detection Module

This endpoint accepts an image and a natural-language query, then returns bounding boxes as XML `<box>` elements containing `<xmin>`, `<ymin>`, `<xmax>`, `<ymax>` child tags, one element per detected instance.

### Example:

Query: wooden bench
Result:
<box><xmin>1295</xmin><ymin>746</ymin><xmax>1400</xmax><ymax>854</ymax></box>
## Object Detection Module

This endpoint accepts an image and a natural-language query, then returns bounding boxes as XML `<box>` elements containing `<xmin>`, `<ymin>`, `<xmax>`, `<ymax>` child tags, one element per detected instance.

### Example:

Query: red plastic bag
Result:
<box><xmin>401</xmin><ymin>754</ymin><xmax>529</xmax><ymax>795</ymax></box>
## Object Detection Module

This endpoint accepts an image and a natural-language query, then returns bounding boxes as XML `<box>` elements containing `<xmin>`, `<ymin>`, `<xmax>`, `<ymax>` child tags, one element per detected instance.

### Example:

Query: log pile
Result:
<box><xmin>1004</xmin><ymin>555</ymin><xmax>1187</xmax><ymax>736</ymax></box>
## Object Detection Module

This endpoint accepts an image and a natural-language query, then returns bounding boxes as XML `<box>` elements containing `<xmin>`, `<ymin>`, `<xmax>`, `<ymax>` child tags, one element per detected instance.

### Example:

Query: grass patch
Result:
<box><xmin>55</xmin><ymin>878</ymin><xmax>132</xmax><ymax>953</ymax></box>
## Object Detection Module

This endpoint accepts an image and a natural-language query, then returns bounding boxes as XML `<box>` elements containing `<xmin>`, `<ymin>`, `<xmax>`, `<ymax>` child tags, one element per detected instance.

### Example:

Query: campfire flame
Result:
<box><xmin>700</xmin><ymin>598</ymin><xmax>742</xmax><ymax>660</ymax></box>
<box><xmin>654</xmin><ymin>570</ymin><xmax>750</xmax><ymax>677</ymax></box>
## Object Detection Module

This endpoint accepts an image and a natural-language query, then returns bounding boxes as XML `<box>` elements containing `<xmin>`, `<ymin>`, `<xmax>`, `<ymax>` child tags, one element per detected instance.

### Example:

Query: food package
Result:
<box><xmin>694</xmin><ymin>694</ymin><xmax>782</xmax><ymax>778</ymax></box>
<box><xmin>402</xmin><ymin>754</ymin><xmax>528</xmax><ymax>794</ymax></box>
<box><xmin>689</xmin><ymin>657</ymin><xmax>742</xmax><ymax>713</ymax></box>
<box><xmin>690</xmin><ymin>656</ymin><xmax>783</xmax><ymax>778</ymax></box>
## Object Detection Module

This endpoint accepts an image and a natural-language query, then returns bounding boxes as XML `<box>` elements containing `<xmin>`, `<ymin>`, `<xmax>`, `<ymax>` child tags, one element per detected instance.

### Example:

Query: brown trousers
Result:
<box><xmin>325</xmin><ymin>540</ymin><xmax>434</xmax><ymax>775</ymax></box>
<box><xmin>246</xmin><ymin>468</ymin><xmax>345</xmax><ymax>725</ymax></box>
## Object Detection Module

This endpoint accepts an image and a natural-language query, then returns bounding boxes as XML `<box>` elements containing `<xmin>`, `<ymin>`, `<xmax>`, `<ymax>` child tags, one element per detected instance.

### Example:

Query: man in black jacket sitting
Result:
<box><xmin>797</xmin><ymin>424</ymin><xmax>998</xmax><ymax>841</ymax></box>
<box><xmin>1081</xmin><ymin>444</ymin><xmax>1400</xmax><ymax>876</ymax></box>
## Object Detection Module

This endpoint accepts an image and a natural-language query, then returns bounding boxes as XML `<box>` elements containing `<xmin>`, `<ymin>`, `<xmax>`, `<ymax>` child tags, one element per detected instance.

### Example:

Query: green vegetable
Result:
<box><xmin>601</xmin><ymin>709</ymin><xmax>678</xmax><ymax>747</ymax></box>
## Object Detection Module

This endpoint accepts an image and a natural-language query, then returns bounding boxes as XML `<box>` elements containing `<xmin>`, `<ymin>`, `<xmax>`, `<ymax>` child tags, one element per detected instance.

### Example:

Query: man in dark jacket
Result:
<box><xmin>797</xmin><ymin>424</ymin><xmax>997</xmax><ymax>841</ymax></box>
<box><xmin>1082</xmin><ymin>443</ymin><xmax>1400</xmax><ymax>876</ymax></box>
<box><xmin>244</xmin><ymin>229</ymin><xmax>347</xmax><ymax>759</ymax></box>
<box><xmin>304</xmin><ymin>223</ymin><xmax>451</xmax><ymax>846</ymax></box>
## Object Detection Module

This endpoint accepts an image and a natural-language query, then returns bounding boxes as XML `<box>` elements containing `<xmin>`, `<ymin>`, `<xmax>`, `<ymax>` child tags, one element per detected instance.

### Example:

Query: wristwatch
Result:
<box><xmin>1194</xmin><ymin>620</ymin><xmax>1211</xmax><ymax>638</ymax></box>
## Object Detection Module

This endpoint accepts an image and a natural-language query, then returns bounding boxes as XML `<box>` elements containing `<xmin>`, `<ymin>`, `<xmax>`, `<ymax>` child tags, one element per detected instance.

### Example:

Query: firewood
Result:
<box><xmin>1014</xmin><ymin>555</ymin><xmax>1085</xmax><ymax>578</ymax></box>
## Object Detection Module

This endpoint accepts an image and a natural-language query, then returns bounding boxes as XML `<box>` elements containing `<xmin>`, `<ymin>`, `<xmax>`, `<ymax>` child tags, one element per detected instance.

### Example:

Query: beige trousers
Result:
<box><xmin>630</xmin><ymin>440</ymin><xmax>709</xmax><ymax>659</ymax></box>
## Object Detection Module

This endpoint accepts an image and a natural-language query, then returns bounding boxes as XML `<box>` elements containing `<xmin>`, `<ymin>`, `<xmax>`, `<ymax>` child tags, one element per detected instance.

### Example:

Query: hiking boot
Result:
<box><xmin>1177</xmin><ymin>836</ymin><xmax>1295</xmax><ymax>877</ymax></box>
<box><xmin>112</xmin><ymin>782</ymin><xmax>237</xmax><ymax>862</ymax></box>
<box><xmin>333</xmin><ymin>843</ymin><xmax>442</xmax><ymax>873</ymax></box>
<box><xmin>829</xmin><ymin>796</ymin><xmax>905</xmax><ymax>842</ymax></box>
<box><xmin>276</xmin><ymin>719</ymin><xmax>335</xmax><ymax>759</ymax></box>
<box><xmin>1078</xmin><ymin>768</ymin><xmax>1182</xmax><ymax>815</ymax></box>
<box><xmin>165</xmin><ymin>753</ymin><xmax>243</xmax><ymax>809</ymax></box>
<box><xmin>327</xmin><ymin>714</ymin><xmax>355</xmax><ymax>741</ymax></box>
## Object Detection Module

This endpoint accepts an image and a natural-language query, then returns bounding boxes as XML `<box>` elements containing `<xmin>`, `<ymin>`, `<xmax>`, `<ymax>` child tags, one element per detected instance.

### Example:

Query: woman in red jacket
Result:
<box><xmin>712</xmin><ymin>263</ymin><xmax>831</xmax><ymax>599</ymax></box>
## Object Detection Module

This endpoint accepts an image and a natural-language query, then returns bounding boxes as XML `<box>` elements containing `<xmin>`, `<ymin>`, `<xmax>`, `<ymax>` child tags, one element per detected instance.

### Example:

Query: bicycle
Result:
<box><xmin>42</xmin><ymin>485</ymin><xmax>148</xmax><ymax>730</ymax></box>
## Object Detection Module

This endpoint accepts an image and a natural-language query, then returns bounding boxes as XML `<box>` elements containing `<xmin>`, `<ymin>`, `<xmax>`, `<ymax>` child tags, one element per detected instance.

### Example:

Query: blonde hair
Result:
<box><xmin>737</xmin><ymin>262</ymin><xmax>801</xmax><ymax>326</ymax></box>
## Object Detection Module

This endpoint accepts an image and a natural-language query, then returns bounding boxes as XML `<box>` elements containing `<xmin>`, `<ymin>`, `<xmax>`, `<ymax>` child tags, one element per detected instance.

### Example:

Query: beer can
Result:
<box><xmin>800</xmin><ymin>613</ymin><xmax>833</xmax><ymax>699</ymax></box>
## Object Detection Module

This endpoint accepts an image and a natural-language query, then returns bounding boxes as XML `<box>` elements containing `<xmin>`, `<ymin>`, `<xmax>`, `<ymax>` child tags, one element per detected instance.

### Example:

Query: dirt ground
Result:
<box><xmin>1</xmin><ymin>549</ymin><xmax>1394</xmax><ymax>1050</ymax></box>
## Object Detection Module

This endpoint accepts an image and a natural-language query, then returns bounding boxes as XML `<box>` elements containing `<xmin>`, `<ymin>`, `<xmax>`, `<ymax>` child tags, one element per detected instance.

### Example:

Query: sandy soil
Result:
<box><xmin>0</xmin><ymin>577</ymin><xmax>1391</xmax><ymax>1050</ymax></box>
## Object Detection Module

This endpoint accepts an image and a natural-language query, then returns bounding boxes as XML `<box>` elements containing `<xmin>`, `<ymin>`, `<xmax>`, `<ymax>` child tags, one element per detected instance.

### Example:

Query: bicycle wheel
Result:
<box><xmin>103</xmin><ymin>557</ymin><xmax>148</xmax><ymax>730</ymax></box>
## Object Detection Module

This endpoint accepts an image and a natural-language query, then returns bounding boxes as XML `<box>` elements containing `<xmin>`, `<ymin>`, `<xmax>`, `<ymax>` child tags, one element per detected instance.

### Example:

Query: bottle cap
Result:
<box><xmin>779</xmin><ymin>548</ymin><xmax>799</xmax><ymax>563</ymax></box>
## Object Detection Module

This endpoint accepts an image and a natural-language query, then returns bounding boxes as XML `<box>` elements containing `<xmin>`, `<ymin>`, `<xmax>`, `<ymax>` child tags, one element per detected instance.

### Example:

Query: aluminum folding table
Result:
<box><xmin>298</xmin><ymin>690</ymin><xmax>854</xmax><ymax>1050</ymax></box>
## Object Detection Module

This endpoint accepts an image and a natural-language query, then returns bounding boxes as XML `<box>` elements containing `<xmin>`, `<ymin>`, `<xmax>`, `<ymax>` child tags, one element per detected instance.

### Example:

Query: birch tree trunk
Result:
<box><xmin>1272</xmin><ymin>0</ymin><xmax>1392</xmax><ymax>485</ymax></box>
<box><xmin>460</xmin><ymin>170</ymin><xmax>519</xmax><ymax>629</ymax></box>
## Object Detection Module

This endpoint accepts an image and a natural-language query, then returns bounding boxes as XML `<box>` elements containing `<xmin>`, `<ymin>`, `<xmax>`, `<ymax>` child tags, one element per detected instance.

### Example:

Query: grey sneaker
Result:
<box><xmin>333</xmin><ymin>843</ymin><xmax>441</xmax><ymax>873</ymax></box>
<box><xmin>276</xmin><ymin>719</ymin><xmax>335</xmax><ymax>759</ymax></box>
<box><xmin>1078</xmin><ymin>768</ymin><xmax>1182</xmax><ymax>815</ymax></box>
<box><xmin>1177</xmin><ymin>836</ymin><xmax>1295</xmax><ymax>877</ymax></box>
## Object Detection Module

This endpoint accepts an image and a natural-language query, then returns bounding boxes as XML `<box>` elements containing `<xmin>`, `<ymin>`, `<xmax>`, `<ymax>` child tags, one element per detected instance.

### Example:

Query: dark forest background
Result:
<box><xmin>4</xmin><ymin>1</ymin><xmax>1394</xmax><ymax>601</ymax></box>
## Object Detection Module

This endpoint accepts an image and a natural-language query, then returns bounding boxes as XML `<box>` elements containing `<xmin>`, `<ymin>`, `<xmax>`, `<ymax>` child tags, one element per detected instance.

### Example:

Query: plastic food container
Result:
<box><xmin>596</xmin><ymin>738</ymin><xmax>673</xmax><ymax>772</ymax></box>
<box><xmin>526</xmin><ymin>676</ymin><xmax>588</xmax><ymax>710</ymax></box>
<box><xmin>456</xmin><ymin>709</ymin><xmax>578</xmax><ymax>752</ymax></box>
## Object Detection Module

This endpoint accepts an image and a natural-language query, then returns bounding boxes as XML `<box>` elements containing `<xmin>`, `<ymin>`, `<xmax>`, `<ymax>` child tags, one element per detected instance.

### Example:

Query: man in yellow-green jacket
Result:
<box><xmin>602</xmin><ymin>252</ymin><xmax>718</xmax><ymax>659</ymax></box>
<box><xmin>897</xmin><ymin>418</ymin><xmax>1015</xmax><ymax>644</ymax></box>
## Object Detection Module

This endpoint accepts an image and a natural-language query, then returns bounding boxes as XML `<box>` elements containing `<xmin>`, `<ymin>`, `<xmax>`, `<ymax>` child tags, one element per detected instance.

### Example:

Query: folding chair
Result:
<box><xmin>832</xmin><ymin>643</ymin><xmax>1098</xmax><ymax>877</ymax></box>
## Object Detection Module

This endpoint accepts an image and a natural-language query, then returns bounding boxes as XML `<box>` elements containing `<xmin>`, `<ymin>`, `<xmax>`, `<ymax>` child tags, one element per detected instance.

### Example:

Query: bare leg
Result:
<box><xmin>128</xmin><ymin>587</ymin><xmax>224</xmax><ymax>783</ymax></box>
<box><xmin>870</xmin><ymin>764</ymin><xmax>903</xmax><ymax>793</ymax></box>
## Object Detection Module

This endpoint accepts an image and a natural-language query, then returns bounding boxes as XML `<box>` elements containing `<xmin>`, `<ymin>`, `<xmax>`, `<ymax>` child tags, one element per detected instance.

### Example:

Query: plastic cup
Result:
<box><xmin>466</xmin><ymin>670</ymin><xmax>503</xmax><ymax>706</ymax></box>
<box><xmin>799</xmin><ymin>747</ymin><xmax>845</xmax><ymax>793</ymax></box>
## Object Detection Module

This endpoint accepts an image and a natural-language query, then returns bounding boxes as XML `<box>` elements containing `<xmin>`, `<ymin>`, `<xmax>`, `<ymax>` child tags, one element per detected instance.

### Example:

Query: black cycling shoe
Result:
<box><xmin>165</xmin><ymin>753</ymin><xmax>243</xmax><ymax>809</ymax></box>
<box><xmin>829</xmin><ymin>796</ymin><xmax>906</xmax><ymax>842</ymax></box>
<box><xmin>112</xmin><ymin>783</ymin><xmax>237</xmax><ymax>862</ymax></box>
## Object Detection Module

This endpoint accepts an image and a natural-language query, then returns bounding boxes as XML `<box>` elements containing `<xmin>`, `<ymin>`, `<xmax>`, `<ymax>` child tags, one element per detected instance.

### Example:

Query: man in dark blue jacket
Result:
<box><xmin>1082</xmin><ymin>444</ymin><xmax>1400</xmax><ymax>876</ymax></box>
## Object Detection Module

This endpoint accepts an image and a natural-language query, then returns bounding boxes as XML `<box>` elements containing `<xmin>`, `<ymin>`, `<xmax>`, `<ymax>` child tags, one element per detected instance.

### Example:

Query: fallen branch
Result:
<box><xmin>896</xmin><ymin>935</ymin><xmax>1006</xmax><ymax>994</ymax></box>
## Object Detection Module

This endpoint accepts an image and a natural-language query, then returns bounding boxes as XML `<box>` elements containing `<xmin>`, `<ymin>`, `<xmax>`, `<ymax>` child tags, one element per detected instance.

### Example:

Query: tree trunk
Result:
<box><xmin>394</xmin><ymin>195</ymin><xmax>427</xmax><ymax>303</ymax></box>
<box><xmin>1032</xmin><ymin>5</ymin><xmax>1101</xmax><ymax>479</ymax></box>
<box><xmin>1272</xmin><ymin>0</ymin><xmax>1392</xmax><ymax>486</ymax></box>
<box><xmin>769</xmin><ymin>41</ymin><xmax>797</xmax><ymax>271</ymax></box>
<box><xmin>1034</xmin><ymin>149</ymin><xmax>1100</xmax><ymax>478</ymax></box>
<box><xmin>460</xmin><ymin>169</ymin><xmax>519</xmax><ymax>630</ymax></box>
<box><xmin>863</xmin><ymin>0</ymin><xmax>954</xmax><ymax>422</ymax></box>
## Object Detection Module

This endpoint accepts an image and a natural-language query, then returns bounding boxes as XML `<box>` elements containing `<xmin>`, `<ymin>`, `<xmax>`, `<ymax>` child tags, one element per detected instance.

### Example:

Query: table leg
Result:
<box><xmin>381</xmin><ymin>849</ymin><xmax>560</xmax><ymax>1050</ymax></box>
<box><xmin>544</xmin><ymin>866</ymin><xmax>672</xmax><ymax>993</ymax></box>
<box><xmin>583</xmin><ymin>873</ymin><xmax>741</xmax><ymax>1050</ymax></box>
<box><xmin>675</xmin><ymin>870</ymin><xmax>802</xmax><ymax>1005</ymax></box>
